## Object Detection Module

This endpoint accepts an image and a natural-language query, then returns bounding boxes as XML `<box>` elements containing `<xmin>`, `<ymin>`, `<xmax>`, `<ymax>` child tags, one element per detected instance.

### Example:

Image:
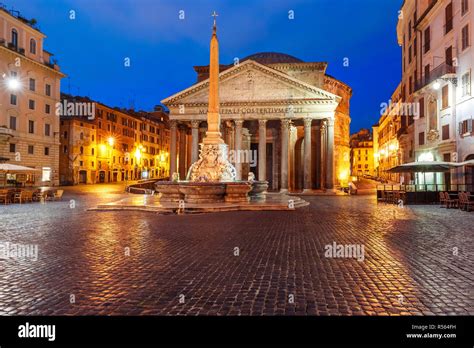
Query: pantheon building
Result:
<box><xmin>162</xmin><ymin>52</ymin><xmax>352</xmax><ymax>192</ymax></box>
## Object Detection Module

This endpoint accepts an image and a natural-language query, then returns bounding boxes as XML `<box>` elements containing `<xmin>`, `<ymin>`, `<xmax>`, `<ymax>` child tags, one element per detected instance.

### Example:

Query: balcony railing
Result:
<box><xmin>415</xmin><ymin>63</ymin><xmax>456</xmax><ymax>91</ymax></box>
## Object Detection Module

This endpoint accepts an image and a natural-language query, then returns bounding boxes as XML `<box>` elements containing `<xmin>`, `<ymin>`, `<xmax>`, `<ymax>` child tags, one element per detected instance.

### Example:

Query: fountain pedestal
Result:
<box><xmin>225</xmin><ymin>182</ymin><xmax>252</xmax><ymax>203</ymax></box>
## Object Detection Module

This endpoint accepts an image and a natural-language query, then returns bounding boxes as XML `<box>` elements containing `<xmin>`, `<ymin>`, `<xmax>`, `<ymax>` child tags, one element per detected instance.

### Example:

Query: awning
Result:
<box><xmin>386</xmin><ymin>161</ymin><xmax>454</xmax><ymax>173</ymax></box>
<box><xmin>387</xmin><ymin>160</ymin><xmax>474</xmax><ymax>173</ymax></box>
<box><xmin>0</xmin><ymin>163</ymin><xmax>41</xmax><ymax>173</ymax></box>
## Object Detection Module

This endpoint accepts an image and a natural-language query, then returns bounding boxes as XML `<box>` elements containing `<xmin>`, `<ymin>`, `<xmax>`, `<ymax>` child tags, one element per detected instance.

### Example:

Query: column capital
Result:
<box><xmin>234</xmin><ymin>120</ymin><xmax>244</xmax><ymax>127</ymax></box>
<box><xmin>281</xmin><ymin>119</ymin><xmax>291</xmax><ymax>129</ymax></box>
<box><xmin>169</xmin><ymin>120</ymin><xmax>177</xmax><ymax>129</ymax></box>
<box><xmin>258</xmin><ymin>119</ymin><xmax>268</xmax><ymax>127</ymax></box>
<box><xmin>303</xmin><ymin>118</ymin><xmax>313</xmax><ymax>128</ymax></box>
<box><xmin>327</xmin><ymin>118</ymin><xmax>335</xmax><ymax>127</ymax></box>
<box><xmin>190</xmin><ymin>120</ymin><xmax>200</xmax><ymax>128</ymax></box>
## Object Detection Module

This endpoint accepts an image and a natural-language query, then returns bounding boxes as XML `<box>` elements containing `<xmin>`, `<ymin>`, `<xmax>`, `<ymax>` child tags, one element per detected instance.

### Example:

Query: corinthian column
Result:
<box><xmin>258</xmin><ymin>119</ymin><xmax>267</xmax><ymax>181</ymax></box>
<box><xmin>234</xmin><ymin>120</ymin><xmax>243</xmax><ymax>180</ymax></box>
<box><xmin>303</xmin><ymin>118</ymin><xmax>312</xmax><ymax>191</ymax></box>
<box><xmin>169</xmin><ymin>120</ymin><xmax>177</xmax><ymax>175</ymax></box>
<box><xmin>326</xmin><ymin>118</ymin><xmax>335</xmax><ymax>190</ymax></box>
<box><xmin>190</xmin><ymin>120</ymin><xmax>200</xmax><ymax>164</ymax></box>
<box><xmin>315</xmin><ymin>124</ymin><xmax>321</xmax><ymax>189</ymax></box>
<box><xmin>280</xmin><ymin>119</ymin><xmax>291</xmax><ymax>192</ymax></box>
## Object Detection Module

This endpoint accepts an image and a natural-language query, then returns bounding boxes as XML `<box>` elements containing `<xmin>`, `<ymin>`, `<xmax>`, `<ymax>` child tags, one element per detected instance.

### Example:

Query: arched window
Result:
<box><xmin>30</xmin><ymin>38</ymin><xmax>36</xmax><ymax>54</ymax></box>
<box><xmin>11</xmin><ymin>29</ymin><xmax>18</xmax><ymax>48</ymax></box>
<box><xmin>80</xmin><ymin>146</ymin><xmax>84</xmax><ymax>155</ymax></box>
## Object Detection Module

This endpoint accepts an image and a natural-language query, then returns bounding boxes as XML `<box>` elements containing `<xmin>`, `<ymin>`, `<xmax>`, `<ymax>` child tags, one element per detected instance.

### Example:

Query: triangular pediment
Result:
<box><xmin>161</xmin><ymin>60</ymin><xmax>340</xmax><ymax>106</ymax></box>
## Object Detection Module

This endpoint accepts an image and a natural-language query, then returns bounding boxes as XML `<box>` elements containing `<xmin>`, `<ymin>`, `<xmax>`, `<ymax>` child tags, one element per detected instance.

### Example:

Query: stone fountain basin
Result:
<box><xmin>178</xmin><ymin>182</ymin><xmax>227</xmax><ymax>203</ymax></box>
<box><xmin>249</xmin><ymin>181</ymin><xmax>269</xmax><ymax>201</ymax></box>
<box><xmin>154</xmin><ymin>181</ymin><xmax>183</xmax><ymax>202</ymax></box>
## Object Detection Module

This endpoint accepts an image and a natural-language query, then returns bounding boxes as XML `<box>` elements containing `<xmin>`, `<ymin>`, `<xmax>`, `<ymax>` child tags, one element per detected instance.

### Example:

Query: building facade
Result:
<box><xmin>350</xmin><ymin>129</ymin><xmax>374</xmax><ymax>177</ymax></box>
<box><xmin>162</xmin><ymin>52</ymin><xmax>352</xmax><ymax>191</ymax></box>
<box><xmin>398</xmin><ymin>0</ymin><xmax>474</xmax><ymax>189</ymax></box>
<box><xmin>59</xmin><ymin>95</ymin><xmax>170</xmax><ymax>185</ymax></box>
<box><xmin>0</xmin><ymin>7</ymin><xmax>64</xmax><ymax>185</ymax></box>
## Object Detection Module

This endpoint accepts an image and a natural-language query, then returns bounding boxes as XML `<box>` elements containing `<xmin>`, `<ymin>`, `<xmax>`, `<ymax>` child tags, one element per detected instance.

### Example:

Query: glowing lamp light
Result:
<box><xmin>135</xmin><ymin>148</ymin><xmax>142</xmax><ymax>161</ymax></box>
<box><xmin>418</xmin><ymin>152</ymin><xmax>434</xmax><ymax>162</ymax></box>
<box><xmin>433</xmin><ymin>81</ymin><xmax>441</xmax><ymax>90</ymax></box>
<box><xmin>338</xmin><ymin>170</ymin><xmax>349</xmax><ymax>182</ymax></box>
<box><xmin>107</xmin><ymin>137</ymin><xmax>115</xmax><ymax>147</ymax></box>
<box><xmin>6</xmin><ymin>77</ymin><xmax>21</xmax><ymax>91</ymax></box>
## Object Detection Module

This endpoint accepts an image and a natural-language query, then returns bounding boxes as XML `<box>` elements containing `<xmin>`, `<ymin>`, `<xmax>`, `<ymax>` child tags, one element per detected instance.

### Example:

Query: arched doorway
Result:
<box><xmin>294</xmin><ymin>137</ymin><xmax>304</xmax><ymax>191</ymax></box>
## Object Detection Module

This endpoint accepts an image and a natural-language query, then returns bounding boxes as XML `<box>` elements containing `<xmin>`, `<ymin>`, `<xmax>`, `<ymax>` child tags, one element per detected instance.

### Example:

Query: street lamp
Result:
<box><xmin>433</xmin><ymin>81</ymin><xmax>441</xmax><ymax>90</ymax></box>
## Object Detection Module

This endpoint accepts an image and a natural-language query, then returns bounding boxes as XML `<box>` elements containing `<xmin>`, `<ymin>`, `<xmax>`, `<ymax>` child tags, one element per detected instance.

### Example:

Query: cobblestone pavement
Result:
<box><xmin>0</xmin><ymin>188</ymin><xmax>472</xmax><ymax>316</ymax></box>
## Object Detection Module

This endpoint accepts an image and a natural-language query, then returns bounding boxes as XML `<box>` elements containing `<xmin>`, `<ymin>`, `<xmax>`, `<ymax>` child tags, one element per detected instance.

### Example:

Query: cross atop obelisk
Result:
<box><xmin>203</xmin><ymin>10</ymin><xmax>223</xmax><ymax>144</ymax></box>
<box><xmin>211</xmin><ymin>10</ymin><xmax>218</xmax><ymax>28</ymax></box>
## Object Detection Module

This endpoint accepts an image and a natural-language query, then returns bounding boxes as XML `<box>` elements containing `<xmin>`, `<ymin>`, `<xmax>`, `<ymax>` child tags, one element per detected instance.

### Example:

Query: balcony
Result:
<box><xmin>415</xmin><ymin>63</ymin><xmax>456</xmax><ymax>91</ymax></box>
<box><xmin>0</xmin><ymin>127</ymin><xmax>14</xmax><ymax>144</ymax></box>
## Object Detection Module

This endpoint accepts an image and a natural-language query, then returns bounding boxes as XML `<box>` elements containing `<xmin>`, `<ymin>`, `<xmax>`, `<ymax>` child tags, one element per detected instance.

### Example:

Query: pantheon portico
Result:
<box><xmin>162</xmin><ymin>52</ymin><xmax>352</xmax><ymax>192</ymax></box>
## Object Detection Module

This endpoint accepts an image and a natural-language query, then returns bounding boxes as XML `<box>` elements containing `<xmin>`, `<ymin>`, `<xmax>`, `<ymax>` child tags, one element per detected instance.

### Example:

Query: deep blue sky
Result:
<box><xmin>8</xmin><ymin>0</ymin><xmax>402</xmax><ymax>132</ymax></box>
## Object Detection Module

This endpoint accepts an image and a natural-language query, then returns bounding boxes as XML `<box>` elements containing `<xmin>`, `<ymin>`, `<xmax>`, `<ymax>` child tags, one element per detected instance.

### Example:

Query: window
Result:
<box><xmin>442</xmin><ymin>85</ymin><xmax>449</xmax><ymax>108</ymax></box>
<box><xmin>11</xmin><ymin>29</ymin><xmax>18</xmax><ymax>48</ymax></box>
<box><xmin>445</xmin><ymin>2</ymin><xmax>453</xmax><ymax>34</ymax></box>
<box><xmin>80</xmin><ymin>132</ymin><xmax>84</xmax><ymax>140</ymax></box>
<box><xmin>408</xmin><ymin>21</ymin><xmax>412</xmax><ymax>40</ymax></box>
<box><xmin>419</xmin><ymin>97</ymin><xmax>425</xmax><ymax>118</ymax></box>
<box><xmin>462</xmin><ymin>72</ymin><xmax>471</xmax><ymax>96</ymax></box>
<box><xmin>45</xmin><ymin>104</ymin><xmax>51</xmax><ymax>114</ymax></box>
<box><xmin>80</xmin><ymin>146</ymin><xmax>84</xmax><ymax>155</ymax></box>
<box><xmin>28</xmin><ymin>145</ymin><xmax>34</xmax><ymax>154</ymax></box>
<box><xmin>424</xmin><ymin>64</ymin><xmax>430</xmax><ymax>84</ymax></box>
<box><xmin>30</xmin><ymin>39</ymin><xmax>36</xmax><ymax>54</ymax></box>
<box><xmin>409</xmin><ymin>76</ymin><xmax>413</xmax><ymax>94</ymax></box>
<box><xmin>460</xmin><ymin>119</ymin><xmax>473</xmax><ymax>135</ymax></box>
<box><xmin>45</xmin><ymin>84</ymin><xmax>51</xmax><ymax>96</ymax></box>
<box><xmin>9</xmin><ymin>143</ymin><xmax>16</xmax><ymax>153</ymax></box>
<box><xmin>414</xmin><ymin>38</ymin><xmax>417</xmax><ymax>57</ymax></box>
<box><xmin>28</xmin><ymin>120</ymin><xmax>35</xmax><ymax>134</ymax></box>
<box><xmin>64</xmin><ymin>131</ymin><xmax>68</xmax><ymax>139</ymax></box>
<box><xmin>409</xmin><ymin>46</ymin><xmax>412</xmax><ymax>63</ymax></box>
<box><xmin>358</xmin><ymin>164</ymin><xmax>361</xmax><ymax>169</ymax></box>
<box><xmin>63</xmin><ymin>145</ymin><xmax>68</xmax><ymax>154</ymax></box>
<box><xmin>9</xmin><ymin>116</ymin><xmax>17</xmax><ymax>130</ymax></box>
<box><xmin>462</xmin><ymin>25</ymin><xmax>469</xmax><ymax>51</ymax></box>
<box><xmin>462</xmin><ymin>0</ymin><xmax>469</xmax><ymax>15</ymax></box>
<box><xmin>424</xmin><ymin>27</ymin><xmax>430</xmax><ymax>53</ymax></box>
<box><xmin>29</xmin><ymin>99</ymin><xmax>35</xmax><ymax>110</ymax></box>
<box><xmin>445</xmin><ymin>46</ymin><xmax>452</xmax><ymax>66</ymax></box>
<box><xmin>44</xmin><ymin>147</ymin><xmax>50</xmax><ymax>156</ymax></box>
<box><xmin>91</xmin><ymin>148</ymin><xmax>95</xmax><ymax>155</ymax></box>
<box><xmin>29</xmin><ymin>78</ymin><xmax>36</xmax><ymax>91</ymax></box>
<box><xmin>45</xmin><ymin>124</ymin><xmax>51</xmax><ymax>136</ymax></box>
<box><xmin>442</xmin><ymin>124</ymin><xmax>450</xmax><ymax>140</ymax></box>
<box><xmin>10</xmin><ymin>94</ymin><xmax>17</xmax><ymax>105</ymax></box>
<box><xmin>419</xmin><ymin>132</ymin><xmax>425</xmax><ymax>145</ymax></box>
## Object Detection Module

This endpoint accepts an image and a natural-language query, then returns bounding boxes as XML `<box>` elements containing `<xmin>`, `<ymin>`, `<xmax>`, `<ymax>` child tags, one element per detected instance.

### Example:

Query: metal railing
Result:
<box><xmin>415</xmin><ymin>63</ymin><xmax>456</xmax><ymax>91</ymax></box>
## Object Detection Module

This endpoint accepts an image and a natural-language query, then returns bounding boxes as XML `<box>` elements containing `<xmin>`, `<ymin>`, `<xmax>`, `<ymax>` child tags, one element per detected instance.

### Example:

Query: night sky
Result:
<box><xmin>7</xmin><ymin>0</ymin><xmax>402</xmax><ymax>132</ymax></box>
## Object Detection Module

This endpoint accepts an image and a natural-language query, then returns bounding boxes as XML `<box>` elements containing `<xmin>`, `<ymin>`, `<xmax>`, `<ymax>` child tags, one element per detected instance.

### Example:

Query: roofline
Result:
<box><xmin>162</xmin><ymin>59</ymin><xmax>342</xmax><ymax>105</ymax></box>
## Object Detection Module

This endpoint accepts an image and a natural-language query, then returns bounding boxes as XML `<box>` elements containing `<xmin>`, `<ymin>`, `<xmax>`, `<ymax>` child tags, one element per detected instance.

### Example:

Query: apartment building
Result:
<box><xmin>59</xmin><ymin>95</ymin><xmax>170</xmax><ymax>185</ymax></box>
<box><xmin>0</xmin><ymin>6</ymin><xmax>64</xmax><ymax>185</ymax></box>
<box><xmin>398</xmin><ymin>0</ymin><xmax>474</xmax><ymax>188</ymax></box>
<box><xmin>350</xmin><ymin>129</ymin><xmax>374</xmax><ymax>177</ymax></box>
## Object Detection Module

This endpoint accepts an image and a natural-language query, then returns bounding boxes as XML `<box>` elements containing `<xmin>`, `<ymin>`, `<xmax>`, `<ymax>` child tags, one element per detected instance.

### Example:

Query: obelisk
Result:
<box><xmin>203</xmin><ymin>12</ymin><xmax>224</xmax><ymax>145</ymax></box>
<box><xmin>186</xmin><ymin>12</ymin><xmax>236</xmax><ymax>182</ymax></box>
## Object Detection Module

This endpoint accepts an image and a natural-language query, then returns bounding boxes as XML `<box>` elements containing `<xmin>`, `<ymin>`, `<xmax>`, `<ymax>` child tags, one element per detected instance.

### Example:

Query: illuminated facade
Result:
<box><xmin>398</xmin><ymin>0</ymin><xmax>474</xmax><ymax>188</ymax></box>
<box><xmin>0</xmin><ymin>8</ymin><xmax>64</xmax><ymax>185</ymax></box>
<box><xmin>59</xmin><ymin>96</ymin><xmax>170</xmax><ymax>185</ymax></box>
<box><xmin>162</xmin><ymin>52</ymin><xmax>352</xmax><ymax>191</ymax></box>
<box><xmin>350</xmin><ymin>129</ymin><xmax>374</xmax><ymax>177</ymax></box>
